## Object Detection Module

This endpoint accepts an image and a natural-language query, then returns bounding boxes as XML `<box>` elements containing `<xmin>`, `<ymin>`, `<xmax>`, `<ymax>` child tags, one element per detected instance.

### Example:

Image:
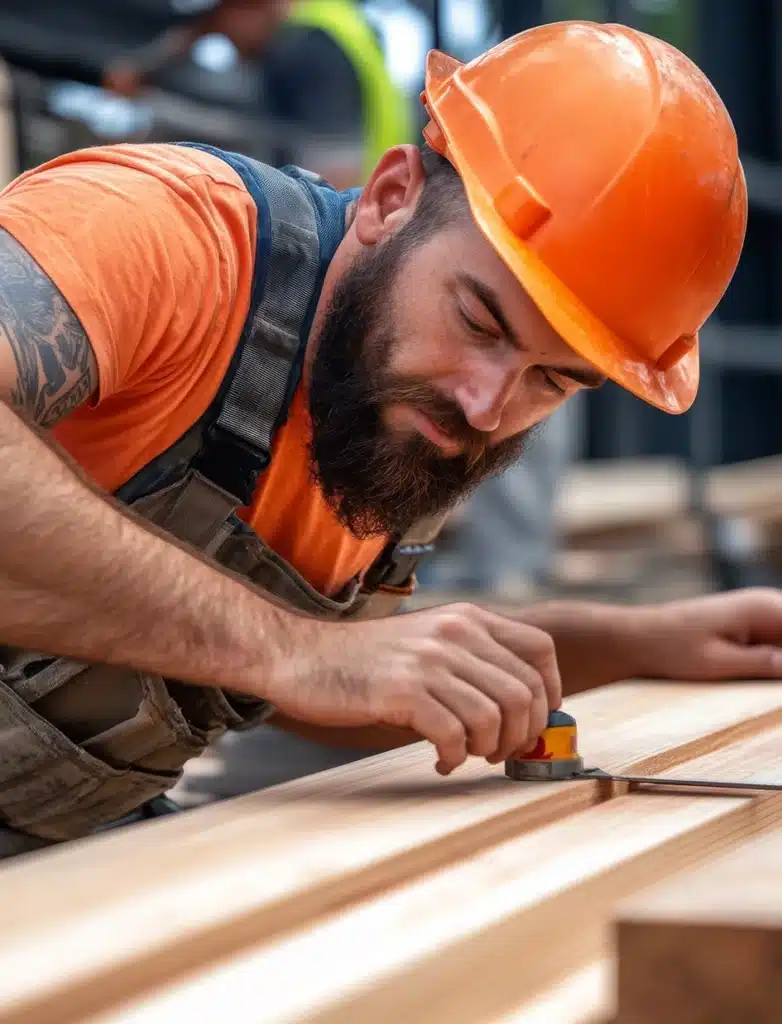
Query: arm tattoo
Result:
<box><xmin>0</xmin><ymin>228</ymin><xmax>97</xmax><ymax>427</ymax></box>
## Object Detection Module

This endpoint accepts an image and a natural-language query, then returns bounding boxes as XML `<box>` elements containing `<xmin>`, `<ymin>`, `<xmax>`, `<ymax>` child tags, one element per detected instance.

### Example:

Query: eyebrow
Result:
<box><xmin>549</xmin><ymin>365</ymin><xmax>606</xmax><ymax>389</ymax></box>
<box><xmin>457</xmin><ymin>272</ymin><xmax>607</xmax><ymax>390</ymax></box>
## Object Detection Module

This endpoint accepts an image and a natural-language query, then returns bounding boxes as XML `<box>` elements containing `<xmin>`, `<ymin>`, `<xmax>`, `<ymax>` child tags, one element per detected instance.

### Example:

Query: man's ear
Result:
<box><xmin>354</xmin><ymin>145</ymin><xmax>426</xmax><ymax>247</ymax></box>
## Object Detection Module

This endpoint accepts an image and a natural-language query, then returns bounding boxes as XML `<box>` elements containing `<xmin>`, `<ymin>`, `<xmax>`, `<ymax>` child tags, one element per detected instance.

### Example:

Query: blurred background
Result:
<box><xmin>1</xmin><ymin>0</ymin><xmax>781</xmax><ymax>798</ymax></box>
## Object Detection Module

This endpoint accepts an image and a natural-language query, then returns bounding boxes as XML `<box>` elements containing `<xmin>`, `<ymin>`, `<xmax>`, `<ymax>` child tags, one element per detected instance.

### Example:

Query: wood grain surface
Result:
<box><xmin>496</xmin><ymin>959</ymin><xmax>613</xmax><ymax>1024</ymax></box>
<box><xmin>88</xmin><ymin>732</ymin><xmax>782</xmax><ymax>1024</ymax></box>
<box><xmin>0</xmin><ymin>681</ymin><xmax>781</xmax><ymax>1023</ymax></box>
<box><xmin>615</xmin><ymin>824</ymin><xmax>782</xmax><ymax>1024</ymax></box>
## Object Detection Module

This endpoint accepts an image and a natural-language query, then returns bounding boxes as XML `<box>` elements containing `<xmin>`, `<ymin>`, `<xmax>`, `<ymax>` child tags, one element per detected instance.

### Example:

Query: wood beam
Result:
<box><xmin>85</xmin><ymin>727</ymin><xmax>782</xmax><ymax>1024</ymax></box>
<box><xmin>495</xmin><ymin>959</ymin><xmax>613</xmax><ymax>1024</ymax></box>
<box><xmin>0</xmin><ymin>682</ymin><xmax>780</xmax><ymax>1023</ymax></box>
<box><xmin>615</xmin><ymin>824</ymin><xmax>782</xmax><ymax>1024</ymax></box>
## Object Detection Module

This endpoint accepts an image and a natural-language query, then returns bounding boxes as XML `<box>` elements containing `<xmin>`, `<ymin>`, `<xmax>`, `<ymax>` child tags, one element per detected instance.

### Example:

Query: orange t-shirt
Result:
<box><xmin>0</xmin><ymin>143</ymin><xmax>386</xmax><ymax>597</ymax></box>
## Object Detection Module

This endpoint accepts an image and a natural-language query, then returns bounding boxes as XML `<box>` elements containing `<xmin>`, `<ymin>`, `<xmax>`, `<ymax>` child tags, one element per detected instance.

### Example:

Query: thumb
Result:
<box><xmin>703</xmin><ymin>639</ymin><xmax>782</xmax><ymax>680</ymax></box>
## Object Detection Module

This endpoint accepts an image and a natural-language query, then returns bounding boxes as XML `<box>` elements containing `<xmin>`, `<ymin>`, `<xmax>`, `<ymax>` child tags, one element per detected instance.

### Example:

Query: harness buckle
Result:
<box><xmin>194</xmin><ymin>426</ymin><xmax>271</xmax><ymax>508</ymax></box>
<box><xmin>366</xmin><ymin>539</ymin><xmax>437</xmax><ymax>591</ymax></box>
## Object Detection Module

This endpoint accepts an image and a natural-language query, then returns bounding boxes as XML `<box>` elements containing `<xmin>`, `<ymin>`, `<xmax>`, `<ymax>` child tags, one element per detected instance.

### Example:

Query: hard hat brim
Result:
<box><xmin>460</xmin><ymin>160</ymin><xmax>699</xmax><ymax>415</ymax></box>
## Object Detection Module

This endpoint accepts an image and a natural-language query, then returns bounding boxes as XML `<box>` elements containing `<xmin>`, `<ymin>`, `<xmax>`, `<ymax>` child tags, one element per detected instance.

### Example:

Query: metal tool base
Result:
<box><xmin>504</xmin><ymin>756</ymin><xmax>584</xmax><ymax>781</ymax></box>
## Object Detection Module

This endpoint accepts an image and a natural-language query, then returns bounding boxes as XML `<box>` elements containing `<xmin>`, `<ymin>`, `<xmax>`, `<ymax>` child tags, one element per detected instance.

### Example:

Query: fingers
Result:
<box><xmin>429</xmin><ymin>667</ymin><xmax>506</xmax><ymax>759</ymax></box>
<box><xmin>406</xmin><ymin>696</ymin><xmax>467</xmax><ymax>775</ymax></box>
<box><xmin>405</xmin><ymin>664</ymin><xmax>536</xmax><ymax>777</ymax></box>
<box><xmin>433</xmin><ymin>603</ymin><xmax>562</xmax><ymax>711</ymax></box>
<box><xmin>419</xmin><ymin>604</ymin><xmax>563</xmax><ymax>771</ymax></box>
<box><xmin>733</xmin><ymin>588</ymin><xmax>782</xmax><ymax>646</ymax></box>
<box><xmin>477</xmin><ymin>607</ymin><xmax>563</xmax><ymax>713</ymax></box>
<box><xmin>436</xmin><ymin>648</ymin><xmax>543</xmax><ymax>762</ymax></box>
<box><xmin>497</xmin><ymin>662</ymin><xmax>548</xmax><ymax>762</ymax></box>
<box><xmin>700</xmin><ymin>639</ymin><xmax>782</xmax><ymax>680</ymax></box>
<box><xmin>353</xmin><ymin>602</ymin><xmax>565</xmax><ymax>777</ymax></box>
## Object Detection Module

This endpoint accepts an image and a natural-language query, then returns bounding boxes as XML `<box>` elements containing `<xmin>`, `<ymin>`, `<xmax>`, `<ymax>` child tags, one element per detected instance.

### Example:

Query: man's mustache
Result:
<box><xmin>370</xmin><ymin>376</ymin><xmax>491</xmax><ymax>465</ymax></box>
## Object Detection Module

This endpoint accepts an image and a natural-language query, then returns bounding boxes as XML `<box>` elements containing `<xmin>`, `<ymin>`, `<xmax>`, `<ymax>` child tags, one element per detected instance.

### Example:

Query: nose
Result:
<box><xmin>452</xmin><ymin>355</ymin><xmax>521</xmax><ymax>434</ymax></box>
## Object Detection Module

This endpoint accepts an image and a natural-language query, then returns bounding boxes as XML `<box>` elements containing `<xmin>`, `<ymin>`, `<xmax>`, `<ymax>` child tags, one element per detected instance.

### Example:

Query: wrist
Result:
<box><xmin>615</xmin><ymin>601</ymin><xmax>674</xmax><ymax>680</ymax></box>
<box><xmin>222</xmin><ymin>594</ymin><xmax>304</xmax><ymax>702</ymax></box>
<box><xmin>598</xmin><ymin>602</ymin><xmax>656</xmax><ymax>681</ymax></box>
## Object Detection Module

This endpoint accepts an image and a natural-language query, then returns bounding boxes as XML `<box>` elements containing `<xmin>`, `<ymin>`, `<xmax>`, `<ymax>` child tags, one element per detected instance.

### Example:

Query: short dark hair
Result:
<box><xmin>406</xmin><ymin>143</ymin><xmax>470</xmax><ymax>242</ymax></box>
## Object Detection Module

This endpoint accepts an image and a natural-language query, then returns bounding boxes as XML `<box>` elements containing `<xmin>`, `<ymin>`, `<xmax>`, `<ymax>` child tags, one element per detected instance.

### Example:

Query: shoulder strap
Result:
<box><xmin>190</xmin><ymin>152</ymin><xmax>323</xmax><ymax>506</ymax></box>
<box><xmin>217</xmin><ymin>159</ymin><xmax>320</xmax><ymax>457</ymax></box>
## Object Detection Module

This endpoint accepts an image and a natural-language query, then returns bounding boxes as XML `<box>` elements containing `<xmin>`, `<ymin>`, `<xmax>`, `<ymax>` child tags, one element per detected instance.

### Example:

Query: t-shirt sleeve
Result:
<box><xmin>0</xmin><ymin>147</ymin><xmax>257</xmax><ymax>404</ymax></box>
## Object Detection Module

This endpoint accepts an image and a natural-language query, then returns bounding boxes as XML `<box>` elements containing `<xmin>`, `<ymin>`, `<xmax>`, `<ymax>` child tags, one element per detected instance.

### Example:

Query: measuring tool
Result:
<box><xmin>504</xmin><ymin>710</ymin><xmax>782</xmax><ymax>792</ymax></box>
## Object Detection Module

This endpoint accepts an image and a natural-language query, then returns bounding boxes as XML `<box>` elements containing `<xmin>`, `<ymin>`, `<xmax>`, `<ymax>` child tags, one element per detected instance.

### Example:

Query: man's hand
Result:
<box><xmin>632</xmin><ymin>588</ymin><xmax>782</xmax><ymax>682</ymax></box>
<box><xmin>265</xmin><ymin>603</ymin><xmax>563</xmax><ymax>776</ymax></box>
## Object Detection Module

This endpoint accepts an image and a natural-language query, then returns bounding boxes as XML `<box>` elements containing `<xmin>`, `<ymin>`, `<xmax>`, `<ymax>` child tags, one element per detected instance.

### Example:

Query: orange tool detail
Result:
<box><xmin>504</xmin><ymin>710</ymin><xmax>584</xmax><ymax>781</ymax></box>
<box><xmin>419</xmin><ymin>21</ymin><xmax>748</xmax><ymax>414</ymax></box>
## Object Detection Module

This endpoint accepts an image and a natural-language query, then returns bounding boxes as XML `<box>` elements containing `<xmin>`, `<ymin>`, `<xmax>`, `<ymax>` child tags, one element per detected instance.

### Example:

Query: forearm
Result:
<box><xmin>0</xmin><ymin>402</ymin><xmax>295</xmax><ymax>696</ymax></box>
<box><xmin>270</xmin><ymin>599</ymin><xmax>647</xmax><ymax>748</ymax></box>
<box><xmin>266</xmin><ymin>712</ymin><xmax>419</xmax><ymax>750</ymax></box>
<box><xmin>515</xmin><ymin>600</ymin><xmax>644</xmax><ymax>695</ymax></box>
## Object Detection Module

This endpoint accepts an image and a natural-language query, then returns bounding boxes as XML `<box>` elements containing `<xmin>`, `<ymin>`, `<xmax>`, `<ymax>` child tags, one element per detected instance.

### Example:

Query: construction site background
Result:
<box><xmin>0</xmin><ymin>0</ymin><xmax>780</xmax><ymax>800</ymax></box>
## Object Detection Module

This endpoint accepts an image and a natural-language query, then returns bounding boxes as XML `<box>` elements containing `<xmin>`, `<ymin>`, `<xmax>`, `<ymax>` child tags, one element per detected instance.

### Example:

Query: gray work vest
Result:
<box><xmin>0</xmin><ymin>147</ymin><xmax>444</xmax><ymax>850</ymax></box>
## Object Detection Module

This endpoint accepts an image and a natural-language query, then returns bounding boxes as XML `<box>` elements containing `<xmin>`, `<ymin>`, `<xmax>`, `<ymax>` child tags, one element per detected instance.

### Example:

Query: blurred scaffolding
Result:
<box><xmin>0</xmin><ymin>1</ymin><xmax>781</xmax><ymax>608</ymax></box>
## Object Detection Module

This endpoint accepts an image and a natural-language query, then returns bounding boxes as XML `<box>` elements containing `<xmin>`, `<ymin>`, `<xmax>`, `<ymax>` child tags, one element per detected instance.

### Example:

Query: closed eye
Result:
<box><xmin>458</xmin><ymin>305</ymin><xmax>498</xmax><ymax>339</ymax></box>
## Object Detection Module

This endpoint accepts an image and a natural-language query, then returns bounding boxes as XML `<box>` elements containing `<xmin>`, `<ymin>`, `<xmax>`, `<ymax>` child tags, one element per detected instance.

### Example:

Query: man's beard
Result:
<box><xmin>307</xmin><ymin>231</ymin><xmax>533</xmax><ymax>539</ymax></box>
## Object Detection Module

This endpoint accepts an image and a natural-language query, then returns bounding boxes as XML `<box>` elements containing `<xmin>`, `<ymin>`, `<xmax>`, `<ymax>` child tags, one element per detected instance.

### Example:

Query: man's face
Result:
<box><xmin>308</xmin><ymin>202</ymin><xmax>605</xmax><ymax>539</ymax></box>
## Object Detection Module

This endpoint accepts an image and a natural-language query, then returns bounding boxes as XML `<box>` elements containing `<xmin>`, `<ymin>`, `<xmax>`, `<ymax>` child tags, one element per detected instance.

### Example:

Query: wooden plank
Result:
<box><xmin>553</xmin><ymin>454</ymin><xmax>782</xmax><ymax>547</ymax></box>
<box><xmin>615</xmin><ymin>824</ymin><xmax>782</xmax><ymax>1024</ymax></box>
<box><xmin>0</xmin><ymin>682</ymin><xmax>781</xmax><ymax>1023</ymax></box>
<box><xmin>85</xmin><ymin>727</ymin><xmax>782</xmax><ymax>1024</ymax></box>
<box><xmin>707</xmin><ymin>454</ymin><xmax>782</xmax><ymax>524</ymax></box>
<box><xmin>93</xmin><ymin>795</ymin><xmax>767</xmax><ymax>1024</ymax></box>
<box><xmin>495</xmin><ymin>960</ymin><xmax>613</xmax><ymax>1024</ymax></box>
<box><xmin>555</xmin><ymin>458</ymin><xmax>689</xmax><ymax>538</ymax></box>
<box><xmin>496</xmin><ymin>959</ymin><xmax>613</xmax><ymax>1024</ymax></box>
<box><xmin>501</xmin><ymin>721</ymin><xmax>782</xmax><ymax>1024</ymax></box>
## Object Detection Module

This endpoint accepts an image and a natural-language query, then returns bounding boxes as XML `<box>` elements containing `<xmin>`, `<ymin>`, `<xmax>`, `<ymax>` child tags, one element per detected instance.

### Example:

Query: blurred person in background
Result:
<box><xmin>104</xmin><ymin>0</ymin><xmax>413</xmax><ymax>189</ymax></box>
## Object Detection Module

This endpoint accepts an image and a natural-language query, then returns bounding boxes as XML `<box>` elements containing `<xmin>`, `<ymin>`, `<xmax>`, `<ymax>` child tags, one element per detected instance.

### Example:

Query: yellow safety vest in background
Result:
<box><xmin>287</xmin><ymin>0</ymin><xmax>414</xmax><ymax>183</ymax></box>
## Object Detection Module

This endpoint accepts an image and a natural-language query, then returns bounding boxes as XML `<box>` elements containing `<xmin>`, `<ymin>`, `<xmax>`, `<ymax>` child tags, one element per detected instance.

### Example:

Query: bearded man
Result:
<box><xmin>0</xmin><ymin>22</ymin><xmax>775</xmax><ymax>856</ymax></box>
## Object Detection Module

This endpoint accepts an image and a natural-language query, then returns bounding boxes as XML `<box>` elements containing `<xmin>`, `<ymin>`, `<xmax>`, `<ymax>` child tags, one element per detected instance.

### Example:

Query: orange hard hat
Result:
<box><xmin>420</xmin><ymin>21</ymin><xmax>747</xmax><ymax>413</ymax></box>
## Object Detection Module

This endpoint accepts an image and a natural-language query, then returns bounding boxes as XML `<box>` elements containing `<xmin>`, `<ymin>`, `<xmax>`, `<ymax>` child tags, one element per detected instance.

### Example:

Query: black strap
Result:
<box><xmin>196</xmin><ymin>160</ymin><xmax>321</xmax><ymax>506</ymax></box>
<box><xmin>363</xmin><ymin>512</ymin><xmax>450</xmax><ymax>591</ymax></box>
<box><xmin>218</xmin><ymin>161</ymin><xmax>319</xmax><ymax>456</ymax></box>
<box><xmin>363</xmin><ymin>540</ymin><xmax>437</xmax><ymax>590</ymax></box>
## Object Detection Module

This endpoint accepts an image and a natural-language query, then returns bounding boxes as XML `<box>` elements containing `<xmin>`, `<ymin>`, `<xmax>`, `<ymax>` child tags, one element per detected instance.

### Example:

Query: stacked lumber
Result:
<box><xmin>1</xmin><ymin>679</ymin><xmax>782</xmax><ymax>1022</ymax></box>
<box><xmin>556</xmin><ymin>457</ymin><xmax>690</xmax><ymax>542</ymax></box>
<box><xmin>557</xmin><ymin>454</ymin><xmax>782</xmax><ymax>542</ymax></box>
<box><xmin>707</xmin><ymin>454</ymin><xmax>782</xmax><ymax>524</ymax></box>
<box><xmin>544</xmin><ymin>454</ymin><xmax>782</xmax><ymax>600</ymax></box>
